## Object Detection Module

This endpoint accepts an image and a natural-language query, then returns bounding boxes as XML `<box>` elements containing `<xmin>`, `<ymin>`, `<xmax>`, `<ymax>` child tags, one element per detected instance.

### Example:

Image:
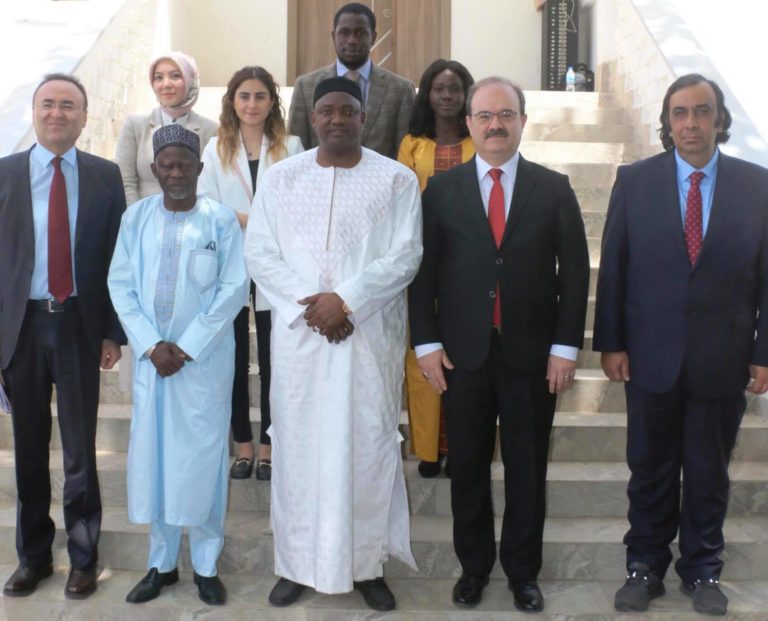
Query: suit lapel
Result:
<box><xmin>694</xmin><ymin>151</ymin><xmax>730</xmax><ymax>270</ymax></box>
<box><xmin>458</xmin><ymin>157</ymin><xmax>496</xmax><ymax>248</ymax></box>
<box><xmin>362</xmin><ymin>65</ymin><xmax>386</xmax><ymax>141</ymax></box>
<box><xmin>74</xmin><ymin>150</ymin><xmax>94</xmax><ymax>246</ymax></box>
<box><xmin>501</xmin><ymin>155</ymin><xmax>536</xmax><ymax>246</ymax></box>
<box><xmin>653</xmin><ymin>151</ymin><xmax>689</xmax><ymax>266</ymax></box>
<box><xmin>13</xmin><ymin>149</ymin><xmax>35</xmax><ymax>256</ymax></box>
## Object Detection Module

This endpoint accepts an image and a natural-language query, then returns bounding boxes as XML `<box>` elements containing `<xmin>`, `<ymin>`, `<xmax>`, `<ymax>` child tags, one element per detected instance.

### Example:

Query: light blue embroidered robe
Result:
<box><xmin>108</xmin><ymin>194</ymin><xmax>247</xmax><ymax>526</ymax></box>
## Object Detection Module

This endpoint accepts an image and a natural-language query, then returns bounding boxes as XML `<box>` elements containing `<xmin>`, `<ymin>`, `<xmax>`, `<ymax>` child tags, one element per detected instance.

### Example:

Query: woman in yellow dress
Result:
<box><xmin>398</xmin><ymin>59</ymin><xmax>475</xmax><ymax>477</ymax></box>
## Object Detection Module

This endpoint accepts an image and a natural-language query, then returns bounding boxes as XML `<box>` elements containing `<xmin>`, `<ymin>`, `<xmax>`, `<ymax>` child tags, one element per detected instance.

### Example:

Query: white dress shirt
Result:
<box><xmin>415</xmin><ymin>153</ymin><xmax>578</xmax><ymax>362</ymax></box>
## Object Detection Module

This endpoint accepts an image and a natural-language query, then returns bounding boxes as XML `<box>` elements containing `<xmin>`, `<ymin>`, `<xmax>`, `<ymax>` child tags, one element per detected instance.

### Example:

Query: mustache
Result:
<box><xmin>485</xmin><ymin>128</ymin><xmax>509</xmax><ymax>138</ymax></box>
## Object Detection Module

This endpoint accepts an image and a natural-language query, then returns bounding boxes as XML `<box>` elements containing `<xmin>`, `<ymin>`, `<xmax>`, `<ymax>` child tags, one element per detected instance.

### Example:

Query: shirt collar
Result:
<box><xmin>161</xmin><ymin>109</ymin><xmax>190</xmax><ymax>126</ymax></box>
<box><xmin>32</xmin><ymin>143</ymin><xmax>77</xmax><ymax>169</ymax></box>
<box><xmin>336</xmin><ymin>58</ymin><xmax>372</xmax><ymax>81</ymax></box>
<box><xmin>475</xmin><ymin>151</ymin><xmax>520</xmax><ymax>181</ymax></box>
<box><xmin>675</xmin><ymin>148</ymin><xmax>719</xmax><ymax>184</ymax></box>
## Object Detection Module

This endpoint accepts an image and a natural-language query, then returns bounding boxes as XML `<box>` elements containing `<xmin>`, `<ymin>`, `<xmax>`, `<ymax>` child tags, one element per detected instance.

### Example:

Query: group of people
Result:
<box><xmin>0</xmin><ymin>2</ymin><xmax>766</xmax><ymax>616</ymax></box>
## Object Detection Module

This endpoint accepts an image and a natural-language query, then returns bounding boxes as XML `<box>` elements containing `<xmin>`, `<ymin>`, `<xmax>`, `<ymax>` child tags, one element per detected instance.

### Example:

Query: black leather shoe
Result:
<box><xmin>268</xmin><ymin>577</ymin><xmax>305</xmax><ymax>606</ymax></box>
<box><xmin>255</xmin><ymin>459</ymin><xmax>272</xmax><ymax>481</ymax></box>
<box><xmin>125</xmin><ymin>567</ymin><xmax>179</xmax><ymax>603</ymax></box>
<box><xmin>65</xmin><ymin>566</ymin><xmax>98</xmax><ymax>599</ymax></box>
<box><xmin>680</xmin><ymin>579</ymin><xmax>728</xmax><ymax>615</ymax></box>
<box><xmin>614</xmin><ymin>563</ymin><xmax>665</xmax><ymax>612</ymax></box>
<box><xmin>418</xmin><ymin>456</ymin><xmax>444</xmax><ymax>478</ymax></box>
<box><xmin>3</xmin><ymin>564</ymin><xmax>53</xmax><ymax>597</ymax></box>
<box><xmin>452</xmin><ymin>574</ymin><xmax>489</xmax><ymax>606</ymax></box>
<box><xmin>193</xmin><ymin>572</ymin><xmax>226</xmax><ymax>605</ymax></box>
<box><xmin>354</xmin><ymin>577</ymin><xmax>396</xmax><ymax>611</ymax></box>
<box><xmin>230</xmin><ymin>456</ymin><xmax>254</xmax><ymax>479</ymax></box>
<box><xmin>510</xmin><ymin>581</ymin><xmax>544</xmax><ymax>612</ymax></box>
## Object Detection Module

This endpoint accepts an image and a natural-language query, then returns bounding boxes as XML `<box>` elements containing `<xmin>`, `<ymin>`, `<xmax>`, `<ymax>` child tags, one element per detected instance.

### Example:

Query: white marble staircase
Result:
<box><xmin>2</xmin><ymin>90</ymin><xmax>768</xmax><ymax>619</ymax></box>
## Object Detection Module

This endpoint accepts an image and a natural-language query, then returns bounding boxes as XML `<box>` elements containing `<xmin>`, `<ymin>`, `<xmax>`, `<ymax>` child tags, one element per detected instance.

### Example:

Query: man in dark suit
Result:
<box><xmin>409</xmin><ymin>76</ymin><xmax>590</xmax><ymax>612</ymax></box>
<box><xmin>288</xmin><ymin>2</ymin><xmax>415</xmax><ymax>159</ymax></box>
<box><xmin>593</xmin><ymin>74</ymin><xmax>768</xmax><ymax>616</ymax></box>
<box><xmin>0</xmin><ymin>73</ymin><xmax>126</xmax><ymax>599</ymax></box>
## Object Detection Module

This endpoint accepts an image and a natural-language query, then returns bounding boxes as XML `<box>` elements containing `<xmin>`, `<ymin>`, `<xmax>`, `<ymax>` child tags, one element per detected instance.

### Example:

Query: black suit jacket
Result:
<box><xmin>0</xmin><ymin>146</ymin><xmax>127</xmax><ymax>370</ymax></box>
<box><xmin>593</xmin><ymin>150</ymin><xmax>768</xmax><ymax>397</ymax></box>
<box><xmin>409</xmin><ymin>155</ymin><xmax>590</xmax><ymax>371</ymax></box>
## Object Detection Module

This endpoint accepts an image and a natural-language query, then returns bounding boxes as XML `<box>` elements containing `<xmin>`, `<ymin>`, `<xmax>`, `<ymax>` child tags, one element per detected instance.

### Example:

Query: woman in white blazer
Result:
<box><xmin>199</xmin><ymin>66</ymin><xmax>303</xmax><ymax>481</ymax></box>
<box><xmin>115</xmin><ymin>51</ymin><xmax>218</xmax><ymax>205</ymax></box>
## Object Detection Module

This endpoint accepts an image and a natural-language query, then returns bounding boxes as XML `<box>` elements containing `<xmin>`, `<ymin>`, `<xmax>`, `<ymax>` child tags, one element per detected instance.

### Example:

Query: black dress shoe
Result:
<box><xmin>452</xmin><ymin>574</ymin><xmax>489</xmax><ymax>606</ymax></box>
<box><xmin>230</xmin><ymin>456</ymin><xmax>254</xmax><ymax>479</ymax></box>
<box><xmin>3</xmin><ymin>564</ymin><xmax>54</xmax><ymax>597</ymax></box>
<box><xmin>125</xmin><ymin>567</ymin><xmax>179</xmax><ymax>603</ymax></box>
<box><xmin>354</xmin><ymin>578</ymin><xmax>396</xmax><ymax>611</ymax></box>
<box><xmin>614</xmin><ymin>563</ymin><xmax>665</xmax><ymax>612</ymax></box>
<box><xmin>268</xmin><ymin>577</ymin><xmax>305</xmax><ymax>606</ymax></box>
<box><xmin>193</xmin><ymin>572</ymin><xmax>226</xmax><ymax>605</ymax></box>
<box><xmin>65</xmin><ymin>566</ymin><xmax>98</xmax><ymax>599</ymax></box>
<box><xmin>510</xmin><ymin>581</ymin><xmax>544</xmax><ymax>612</ymax></box>
<box><xmin>680</xmin><ymin>578</ymin><xmax>728</xmax><ymax>615</ymax></box>
<box><xmin>255</xmin><ymin>458</ymin><xmax>272</xmax><ymax>481</ymax></box>
<box><xmin>418</xmin><ymin>455</ymin><xmax>444</xmax><ymax>478</ymax></box>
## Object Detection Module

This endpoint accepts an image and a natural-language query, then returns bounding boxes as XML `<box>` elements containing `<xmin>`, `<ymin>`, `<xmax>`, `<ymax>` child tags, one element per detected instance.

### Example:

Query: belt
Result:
<box><xmin>27</xmin><ymin>298</ymin><xmax>75</xmax><ymax>313</ymax></box>
<box><xmin>491</xmin><ymin>325</ymin><xmax>502</xmax><ymax>335</ymax></box>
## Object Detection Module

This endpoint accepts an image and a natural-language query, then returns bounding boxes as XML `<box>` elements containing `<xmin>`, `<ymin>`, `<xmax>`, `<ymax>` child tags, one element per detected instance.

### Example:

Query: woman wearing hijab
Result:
<box><xmin>116</xmin><ymin>51</ymin><xmax>218</xmax><ymax>205</ymax></box>
<box><xmin>199</xmin><ymin>66</ymin><xmax>303</xmax><ymax>481</ymax></box>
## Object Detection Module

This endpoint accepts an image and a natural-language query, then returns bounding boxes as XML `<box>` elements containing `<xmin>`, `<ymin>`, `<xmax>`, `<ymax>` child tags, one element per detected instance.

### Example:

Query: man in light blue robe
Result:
<box><xmin>108</xmin><ymin>124</ymin><xmax>247</xmax><ymax>606</ymax></box>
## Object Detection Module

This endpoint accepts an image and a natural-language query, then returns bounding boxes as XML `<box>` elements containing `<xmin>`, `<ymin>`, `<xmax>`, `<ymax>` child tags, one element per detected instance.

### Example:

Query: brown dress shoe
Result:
<box><xmin>65</xmin><ymin>567</ymin><xmax>98</xmax><ymax>599</ymax></box>
<box><xmin>3</xmin><ymin>564</ymin><xmax>53</xmax><ymax>597</ymax></box>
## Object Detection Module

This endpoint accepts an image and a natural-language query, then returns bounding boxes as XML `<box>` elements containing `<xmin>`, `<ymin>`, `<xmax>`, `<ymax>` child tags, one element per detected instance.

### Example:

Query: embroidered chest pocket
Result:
<box><xmin>188</xmin><ymin>248</ymin><xmax>218</xmax><ymax>293</ymax></box>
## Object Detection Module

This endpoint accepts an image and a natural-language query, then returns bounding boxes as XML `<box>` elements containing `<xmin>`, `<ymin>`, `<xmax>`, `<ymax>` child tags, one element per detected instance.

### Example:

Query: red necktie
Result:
<box><xmin>488</xmin><ymin>168</ymin><xmax>505</xmax><ymax>326</ymax></box>
<box><xmin>48</xmin><ymin>156</ymin><xmax>74</xmax><ymax>302</ymax></box>
<box><xmin>684</xmin><ymin>171</ymin><xmax>705</xmax><ymax>265</ymax></box>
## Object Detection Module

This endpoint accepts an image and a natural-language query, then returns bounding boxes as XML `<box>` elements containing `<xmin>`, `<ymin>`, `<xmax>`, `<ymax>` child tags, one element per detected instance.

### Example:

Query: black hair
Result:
<box><xmin>33</xmin><ymin>73</ymin><xmax>88</xmax><ymax>111</ymax></box>
<box><xmin>658</xmin><ymin>73</ymin><xmax>731</xmax><ymax>150</ymax></box>
<box><xmin>408</xmin><ymin>59</ymin><xmax>474</xmax><ymax>139</ymax></box>
<box><xmin>333</xmin><ymin>3</ymin><xmax>376</xmax><ymax>31</ymax></box>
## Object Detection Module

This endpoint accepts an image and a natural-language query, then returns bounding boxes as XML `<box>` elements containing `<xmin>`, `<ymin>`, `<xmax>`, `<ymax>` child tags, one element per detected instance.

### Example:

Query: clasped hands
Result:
<box><xmin>299</xmin><ymin>292</ymin><xmax>354</xmax><ymax>344</ymax></box>
<box><xmin>150</xmin><ymin>341</ymin><xmax>192</xmax><ymax>377</ymax></box>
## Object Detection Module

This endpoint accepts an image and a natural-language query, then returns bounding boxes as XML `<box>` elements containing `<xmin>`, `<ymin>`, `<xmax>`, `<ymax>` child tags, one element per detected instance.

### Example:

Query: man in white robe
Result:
<box><xmin>245</xmin><ymin>77</ymin><xmax>422</xmax><ymax>611</ymax></box>
<box><xmin>108</xmin><ymin>124</ymin><xmax>247</xmax><ymax>606</ymax></box>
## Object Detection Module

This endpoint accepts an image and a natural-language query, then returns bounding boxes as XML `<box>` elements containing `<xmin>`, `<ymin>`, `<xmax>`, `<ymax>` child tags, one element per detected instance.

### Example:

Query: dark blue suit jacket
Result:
<box><xmin>593</xmin><ymin>149</ymin><xmax>768</xmax><ymax>397</ymax></box>
<box><xmin>0</xmin><ymin>146</ymin><xmax>127</xmax><ymax>370</ymax></box>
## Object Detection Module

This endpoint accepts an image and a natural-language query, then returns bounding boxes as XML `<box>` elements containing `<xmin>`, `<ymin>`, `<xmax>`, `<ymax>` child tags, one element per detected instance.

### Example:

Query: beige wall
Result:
<box><xmin>168</xmin><ymin>0</ymin><xmax>290</xmax><ymax>86</ymax></box>
<box><xmin>163</xmin><ymin>0</ymin><xmax>545</xmax><ymax>89</ymax></box>
<box><xmin>450</xmin><ymin>0</ymin><xmax>543</xmax><ymax>89</ymax></box>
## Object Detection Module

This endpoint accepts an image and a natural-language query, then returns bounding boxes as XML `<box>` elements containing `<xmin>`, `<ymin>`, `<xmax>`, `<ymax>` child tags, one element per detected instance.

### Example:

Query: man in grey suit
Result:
<box><xmin>288</xmin><ymin>2</ymin><xmax>415</xmax><ymax>159</ymax></box>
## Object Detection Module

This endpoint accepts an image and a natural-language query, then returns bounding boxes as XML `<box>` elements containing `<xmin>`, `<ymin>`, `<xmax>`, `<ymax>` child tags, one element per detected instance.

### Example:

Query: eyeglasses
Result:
<box><xmin>35</xmin><ymin>101</ymin><xmax>83</xmax><ymax>112</ymax></box>
<box><xmin>472</xmin><ymin>109</ymin><xmax>519</xmax><ymax>124</ymax></box>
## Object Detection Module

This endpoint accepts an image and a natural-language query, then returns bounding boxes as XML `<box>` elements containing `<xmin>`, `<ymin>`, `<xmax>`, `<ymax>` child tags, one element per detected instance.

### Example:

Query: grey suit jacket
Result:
<box><xmin>0</xmin><ymin>147</ymin><xmax>127</xmax><ymax>369</ymax></box>
<box><xmin>288</xmin><ymin>62</ymin><xmax>415</xmax><ymax>159</ymax></box>
<box><xmin>115</xmin><ymin>107</ymin><xmax>218</xmax><ymax>205</ymax></box>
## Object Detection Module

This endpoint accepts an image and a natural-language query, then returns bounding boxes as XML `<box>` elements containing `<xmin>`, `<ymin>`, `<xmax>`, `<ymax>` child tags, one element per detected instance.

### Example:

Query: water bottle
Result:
<box><xmin>565</xmin><ymin>66</ymin><xmax>576</xmax><ymax>92</ymax></box>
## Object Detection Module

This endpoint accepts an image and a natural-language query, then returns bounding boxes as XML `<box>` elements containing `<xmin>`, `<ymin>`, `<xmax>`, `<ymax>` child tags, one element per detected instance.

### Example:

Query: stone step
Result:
<box><xmin>3</xmin><ymin>564</ymin><xmax>766</xmax><ymax>620</ymax></box>
<box><xmin>549</xmin><ymin>163</ymin><xmax>619</xmax><ymax>189</ymax></box>
<box><xmin>583</xmin><ymin>210</ymin><xmax>607</xmax><ymax>236</ymax></box>
<box><xmin>523</xmin><ymin>122</ymin><xmax>633</xmax><ymax>143</ymax></box>
<box><xmin>522</xmin><ymin>91</ymin><xmax>622</xmax><ymax>108</ymax></box>
<box><xmin>526</xmin><ymin>104</ymin><xmax>628</xmax><ymax>126</ymax></box>
<box><xmin>574</xmin><ymin>186</ymin><xmax>613</xmax><ymax>212</ymax></box>
<box><xmin>89</xmin><ymin>367</ymin><xmax>768</xmax><ymax>415</ymax></box>
<box><xmin>3</xmin><ymin>408</ymin><xmax>766</xmax><ymax>461</ymax></box>
<box><xmin>1</xmin><ymin>505</ymin><xmax>766</xmax><ymax>580</ymax></box>
<box><xmin>519</xmin><ymin>141</ymin><xmax>630</xmax><ymax>165</ymax></box>
<box><xmin>4</xmin><ymin>450</ymin><xmax>764</xmax><ymax>519</ymax></box>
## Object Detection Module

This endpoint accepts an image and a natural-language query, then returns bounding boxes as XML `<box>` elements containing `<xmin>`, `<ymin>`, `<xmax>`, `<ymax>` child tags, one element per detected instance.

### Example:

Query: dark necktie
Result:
<box><xmin>684</xmin><ymin>171</ymin><xmax>705</xmax><ymax>265</ymax></box>
<box><xmin>488</xmin><ymin>168</ymin><xmax>505</xmax><ymax>326</ymax></box>
<box><xmin>48</xmin><ymin>156</ymin><xmax>73</xmax><ymax>302</ymax></box>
